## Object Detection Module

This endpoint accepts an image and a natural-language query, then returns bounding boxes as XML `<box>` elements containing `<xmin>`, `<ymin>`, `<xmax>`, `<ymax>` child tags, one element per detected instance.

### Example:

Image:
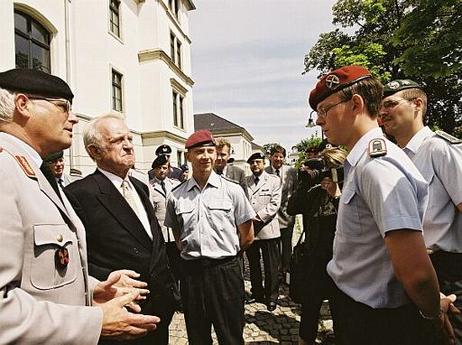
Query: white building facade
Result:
<box><xmin>0</xmin><ymin>0</ymin><xmax>195</xmax><ymax>175</ymax></box>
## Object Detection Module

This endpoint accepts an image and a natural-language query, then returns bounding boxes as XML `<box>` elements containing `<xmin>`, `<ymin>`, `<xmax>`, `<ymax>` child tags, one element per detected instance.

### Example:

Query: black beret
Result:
<box><xmin>247</xmin><ymin>152</ymin><xmax>266</xmax><ymax>164</ymax></box>
<box><xmin>383</xmin><ymin>79</ymin><xmax>423</xmax><ymax>97</ymax></box>
<box><xmin>155</xmin><ymin>144</ymin><xmax>172</xmax><ymax>156</ymax></box>
<box><xmin>309</xmin><ymin>65</ymin><xmax>372</xmax><ymax>110</ymax></box>
<box><xmin>0</xmin><ymin>68</ymin><xmax>74</xmax><ymax>101</ymax></box>
<box><xmin>44</xmin><ymin>150</ymin><xmax>64</xmax><ymax>162</ymax></box>
<box><xmin>151</xmin><ymin>155</ymin><xmax>169</xmax><ymax>169</ymax></box>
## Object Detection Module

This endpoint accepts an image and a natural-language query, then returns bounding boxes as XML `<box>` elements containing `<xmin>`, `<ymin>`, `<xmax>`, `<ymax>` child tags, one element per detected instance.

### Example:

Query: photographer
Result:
<box><xmin>287</xmin><ymin>146</ymin><xmax>347</xmax><ymax>345</ymax></box>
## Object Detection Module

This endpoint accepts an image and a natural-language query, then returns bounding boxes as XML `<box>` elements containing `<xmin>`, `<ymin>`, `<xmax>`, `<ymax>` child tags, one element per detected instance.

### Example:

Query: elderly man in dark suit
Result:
<box><xmin>214</xmin><ymin>138</ymin><xmax>246</xmax><ymax>189</ymax></box>
<box><xmin>65</xmin><ymin>114</ymin><xmax>177</xmax><ymax>345</ymax></box>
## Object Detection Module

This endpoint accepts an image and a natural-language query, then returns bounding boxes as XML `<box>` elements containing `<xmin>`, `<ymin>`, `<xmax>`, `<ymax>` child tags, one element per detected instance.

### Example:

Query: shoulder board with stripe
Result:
<box><xmin>1</xmin><ymin>148</ymin><xmax>37</xmax><ymax>179</ymax></box>
<box><xmin>221</xmin><ymin>175</ymin><xmax>240</xmax><ymax>184</ymax></box>
<box><xmin>171</xmin><ymin>180</ymin><xmax>187</xmax><ymax>192</ymax></box>
<box><xmin>435</xmin><ymin>130</ymin><xmax>462</xmax><ymax>144</ymax></box>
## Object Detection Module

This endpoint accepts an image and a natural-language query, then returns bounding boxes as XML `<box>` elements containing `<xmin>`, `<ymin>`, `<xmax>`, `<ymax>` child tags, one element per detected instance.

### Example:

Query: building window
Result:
<box><xmin>177</xmin><ymin>150</ymin><xmax>183</xmax><ymax>166</ymax></box>
<box><xmin>14</xmin><ymin>11</ymin><xmax>51</xmax><ymax>73</ymax></box>
<box><xmin>172</xmin><ymin>90</ymin><xmax>184</xmax><ymax>129</ymax></box>
<box><xmin>169</xmin><ymin>32</ymin><xmax>182</xmax><ymax>69</ymax></box>
<box><xmin>109</xmin><ymin>0</ymin><xmax>121</xmax><ymax>37</ymax></box>
<box><xmin>112</xmin><ymin>70</ymin><xmax>123</xmax><ymax>112</ymax></box>
<box><xmin>169</xmin><ymin>0</ymin><xmax>180</xmax><ymax>18</ymax></box>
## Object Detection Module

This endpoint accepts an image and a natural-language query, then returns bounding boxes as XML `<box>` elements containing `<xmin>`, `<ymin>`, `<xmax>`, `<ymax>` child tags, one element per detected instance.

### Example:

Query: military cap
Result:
<box><xmin>309</xmin><ymin>65</ymin><xmax>372</xmax><ymax>110</ymax></box>
<box><xmin>44</xmin><ymin>150</ymin><xmax>64</xmax><ymax>162</ymax></box>
<box><xmin>247</xmin><ymin>152</ymin><xmax>266</xmax><ymax>164</ymax></box>
<box><xmin>151</xmin><ymin>155</ymin><xmax>169</xmax><ymax>169</ymax></box>
<box><xmin>383</xmin><ymin>79</ymin><xmax>423</xmax><ymax>97</ymax></box>
<box><xmin>185</xmin><ymin>130</ymin><xmax>216</xmax><ymax>149</ymax></box>
<box><xmin>155</xmin><ymin>144</ymin><xmax>172</xmax><ymax>156</ymax></box>
<box><xmin>0</xmin><ymin>68</ymin><xmax>74</xmax><ymax>101</ymax></box>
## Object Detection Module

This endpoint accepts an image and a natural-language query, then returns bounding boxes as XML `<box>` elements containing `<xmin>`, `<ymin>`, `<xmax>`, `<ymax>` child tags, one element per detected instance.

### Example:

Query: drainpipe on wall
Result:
<box><xmin>64</xmin><ymin>0</ymin><xmax>73</xmax><ymax>171</ymax></box>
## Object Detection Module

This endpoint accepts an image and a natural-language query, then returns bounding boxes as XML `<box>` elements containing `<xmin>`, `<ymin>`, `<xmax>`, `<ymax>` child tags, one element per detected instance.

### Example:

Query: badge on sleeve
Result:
<box><xmin>55</xmin><ymin>247</ymin><xmax>70</xmax><ymax>270</ymax></box>
<box><xmin>369</xmin><ymin>138</ymin><xmax>387</xmax><ymax>157</ymax></box>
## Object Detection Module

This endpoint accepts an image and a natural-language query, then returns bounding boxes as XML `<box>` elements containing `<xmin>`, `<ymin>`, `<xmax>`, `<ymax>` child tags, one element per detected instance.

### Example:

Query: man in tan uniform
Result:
<box><xmin>0</xmin><ymin>68</ymin><xmax>159</xmax><ymax>344</ymax></box>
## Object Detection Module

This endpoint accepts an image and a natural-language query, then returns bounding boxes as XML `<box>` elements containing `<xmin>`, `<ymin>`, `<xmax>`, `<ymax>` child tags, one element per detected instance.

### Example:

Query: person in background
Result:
<box><xmin>245</xmin><ymin>152</ymin><xmax>282</xmax><ymax>312</ymax></box>
<box><xmin>214</xmin><ymin>137</ymin><xmax>246</xmax><ymax>190</ymax></box>
<box><xmin>44</xmin><ymin>150</ymin><xmax>71</xmax><ymax>188</ymax></box>
<box><xmin>265</xmin><ymin>145</ymin><xmax>297</xmax><ymax>284</ymax></box>
<box><xmin>148</xmin><ymin>144</ymin><xmax>184</xmax><ymax>181</ymax></box>
<box><xmin>288</xmin><ymin>146</ymin><xmax>346</xmax><ymax>345</ymax></box>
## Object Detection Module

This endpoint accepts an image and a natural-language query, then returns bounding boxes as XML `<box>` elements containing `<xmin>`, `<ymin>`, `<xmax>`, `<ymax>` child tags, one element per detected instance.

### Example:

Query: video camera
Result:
<box><xmin>298</xmin><ymin>158</ymin><xmax>344</xmax><ymax>186</ymax></box>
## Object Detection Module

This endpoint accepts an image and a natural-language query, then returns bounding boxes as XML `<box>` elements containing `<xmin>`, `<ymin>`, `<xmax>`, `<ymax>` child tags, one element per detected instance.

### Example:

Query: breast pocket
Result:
<box><xmin>338</xmin><ymin>185</ymin><xmax>363</xmax><ymax>237</ymax></box>
<box><xmin>31</xmin><ymin>224</ymin><xmax>77</xmax><ymax>290</ymax></box>
<box><xmin>206</xmin><ymin>201</ymin><xmax>233</xmax><ymax>230</ymax></box>
<box><xmin>176</xmin><ymin>203</ymin><xmax>196</xmax><ymax>230</ymax></box>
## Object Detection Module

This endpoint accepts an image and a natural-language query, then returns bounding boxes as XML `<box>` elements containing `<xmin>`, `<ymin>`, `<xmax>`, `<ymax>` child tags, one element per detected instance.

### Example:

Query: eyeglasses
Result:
<box><xmin>379</xmin><ymin>97</ymin><xmax>416</xmax><ymax>118</ymax></box>
<box><xmin>27</xmin><ymin>95</ymin><xmax>72</xmax><ymax>113</ymax></box>
<box><xmin>316</xmin><ymin>99</ymin><xmax>350</xmax><ymax>119</ymax></box>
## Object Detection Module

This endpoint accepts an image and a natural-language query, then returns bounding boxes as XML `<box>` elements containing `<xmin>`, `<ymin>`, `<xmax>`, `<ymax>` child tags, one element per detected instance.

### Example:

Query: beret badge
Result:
<box><xmin>325</xmin><ymin>74</ymin><xmax>340</xmax><ymax>90</ymax></box>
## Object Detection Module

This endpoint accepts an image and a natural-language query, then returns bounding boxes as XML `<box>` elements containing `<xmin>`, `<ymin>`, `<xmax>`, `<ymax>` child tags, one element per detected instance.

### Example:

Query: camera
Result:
<box><xmin>298</xmin><ymin>158</ymin><xmax>344</xmax><ymax>186</ymax></box>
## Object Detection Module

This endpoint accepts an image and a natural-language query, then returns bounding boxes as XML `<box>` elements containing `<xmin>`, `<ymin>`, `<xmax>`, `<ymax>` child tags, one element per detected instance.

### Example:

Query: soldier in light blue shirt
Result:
<box><xmin>381</xmin><ymin>79</ymin><xmax>462</xmax><ymax>344</ymax></box>
<box><xmin>164</xmin><ymin>130</ymin><xmax>255</xmax><ymax>345</ymax></box>
<box><xmin>308</xmin><ymin>65</ymin><xmax>443</xmax><ymax>345</ymax></box>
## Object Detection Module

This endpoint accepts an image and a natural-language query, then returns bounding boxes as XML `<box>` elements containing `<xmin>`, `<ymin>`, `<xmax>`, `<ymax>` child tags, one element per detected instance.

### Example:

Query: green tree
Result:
<box><xmin>293</xmin><ymin>135</ymin><xmax>323</xmax><ymax>169</ymax></box>
<box><xmin>304</xmin><ymin>0</ymin><xmax>462</xmax><ymax>136</ymax></box>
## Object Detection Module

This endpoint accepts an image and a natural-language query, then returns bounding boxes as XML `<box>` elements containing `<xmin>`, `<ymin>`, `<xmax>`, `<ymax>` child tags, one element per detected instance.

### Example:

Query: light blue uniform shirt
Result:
<box><xmin>164</xmin><ymin>171</ymin><xmax>256</xmax><ymax>260</ymax></box>
<box><xmin>327</xmin><ymin>127</ymin><xmax>429</xmax><ymax>308</ymax></box>
<box><xmin>404</xmin><ymin>126</ymin><xmax>462</xmax><ymax>252</ymax></box>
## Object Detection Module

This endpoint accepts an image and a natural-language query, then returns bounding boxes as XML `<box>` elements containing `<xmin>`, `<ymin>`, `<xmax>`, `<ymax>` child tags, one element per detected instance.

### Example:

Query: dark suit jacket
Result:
<box><xmin>65</xmin><ymin>170</ymin><xmax>177</xmax><ymax>341</ymax></box>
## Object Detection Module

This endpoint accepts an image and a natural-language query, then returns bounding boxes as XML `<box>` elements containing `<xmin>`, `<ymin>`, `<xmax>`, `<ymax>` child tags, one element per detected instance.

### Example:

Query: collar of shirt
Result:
<box><xmin>346</xmin><ymin>127</ymin><xmax>384</xmax><ymax>169</ymax></box>
<box><xmin>0</xmin><ymin>132</ymin><xmax>43</xmax><ymax>167</ymax></box>
<box><xmin>186</xmin><ymin>170</ymin><xmax>220</xmax><ymax>192</ymax></box>
<box><xmin>404</xmin><ymin>126</ymin><xmax>433</xmax><ymax>156</ymax></box>
<box><xmin>98</xmin><ymin>167</ymin><xmax>133</xmax><ymax>191</ymax></box>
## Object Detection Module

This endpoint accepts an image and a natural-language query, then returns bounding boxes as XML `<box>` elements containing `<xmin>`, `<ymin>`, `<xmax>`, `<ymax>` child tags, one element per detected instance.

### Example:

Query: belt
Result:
<box><xmin>181</xmin><ymin>255</ymin><xmax>237</xmax><ymax>268</ymax></box>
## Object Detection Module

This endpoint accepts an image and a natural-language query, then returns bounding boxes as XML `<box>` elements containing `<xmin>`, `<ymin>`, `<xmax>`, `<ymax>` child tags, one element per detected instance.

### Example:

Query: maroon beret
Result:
<box><xmin>185</xmin><ymin>130</ymin><xmax>216</xmax><ymax>149</ymax></box>
<box><xmin>309</xmin><ymin>65</ymin><xmax>372</xmax><ymax>110</ymax></box>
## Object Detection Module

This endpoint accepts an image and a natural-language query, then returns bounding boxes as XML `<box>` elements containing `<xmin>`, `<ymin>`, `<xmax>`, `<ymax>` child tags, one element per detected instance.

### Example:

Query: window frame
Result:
<box><xmin>14</xmin><ymin>10</ymin><xmax>51</xmax><ymax>73</ymax></box>
<box><xmin>112</xmin><ymin>69</ymin><xmax>124</xmax><ymax>113</ymax></box>
<box><xmin>109</xmin><ymin>0</ymin><xmax>121</xmax><ymax>39</ymax></box>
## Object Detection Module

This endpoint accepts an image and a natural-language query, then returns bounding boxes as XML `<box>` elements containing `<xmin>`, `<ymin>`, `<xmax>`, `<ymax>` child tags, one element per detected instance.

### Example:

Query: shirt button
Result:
<box><xmin>57</xmin><ymin>234</ymin><xmax>64</xmax><ymax>242</ymax></box>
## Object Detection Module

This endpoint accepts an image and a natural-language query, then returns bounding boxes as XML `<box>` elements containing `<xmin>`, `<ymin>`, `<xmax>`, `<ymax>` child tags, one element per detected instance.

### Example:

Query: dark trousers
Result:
<box><xmin>180</xmin><ymin>256</ymin><xmax>244</xmax><ymax>345</ymax></box>
<box><xmin>165</xmin><ymin>241</ymin><xmax>182</xmax><ymax>282</ymax></box>
<box><xmin>279</xmin><ymin>226</ymin><xmax>294</xmax><ymax>278</ymax></box>
<box><xmin>299</xmin><ymin>258</ymin><xmax>334</xmax><ymax>343</ymax></box>
<box><xmin>331</xmin><ymin>284</ymin><xmax>443</xmax><ymax>345</ymax></box>
<box><xmin>431</xmin><ymin>251</ymin><xmax>462</xmax><ymax>345</ymax></box>
<box><xmin>246</xmin><ymin>238</ymin><xmax>280</xmax><ymax>303</ymax></box>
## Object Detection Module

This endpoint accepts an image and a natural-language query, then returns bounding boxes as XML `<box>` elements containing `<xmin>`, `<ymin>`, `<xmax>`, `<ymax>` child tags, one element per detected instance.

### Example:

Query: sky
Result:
<box><xmin>189</xmin><ymin>0</ymin><xmax>337</xmax><ymax>151</ymax></box>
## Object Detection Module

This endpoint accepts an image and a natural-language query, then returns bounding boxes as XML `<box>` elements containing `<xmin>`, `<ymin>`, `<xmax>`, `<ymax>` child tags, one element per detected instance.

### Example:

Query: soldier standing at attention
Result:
<box><xmin>380</xmin><ymin>79</ymin><xmax>462</xmax><ymax>344</ymax></box>
<box><xmin>310</xmin><ymin>65</ymin><xmax>444</xmax><ymax>345</ymax></box>
<box><xmin>164</xmin><ymin>130</ymin><xmax>255</xmax><ymax>345</ymax></box>
<box><xmin>0</xmin><ymin>68</ymin><xmax>158</xmax><ymax>344</ymax></box>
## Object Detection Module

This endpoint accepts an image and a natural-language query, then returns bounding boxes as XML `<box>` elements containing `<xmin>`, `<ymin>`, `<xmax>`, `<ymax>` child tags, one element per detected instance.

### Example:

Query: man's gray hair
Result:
<box><xmin>83</xmin><ymin>113</ymin><xmax>125</xmax><ymax>157</ymax></box>
<box><xmin>0</xmin><ymin>87</ymin><xmax>17</xmax><ymax>123</ymax></box>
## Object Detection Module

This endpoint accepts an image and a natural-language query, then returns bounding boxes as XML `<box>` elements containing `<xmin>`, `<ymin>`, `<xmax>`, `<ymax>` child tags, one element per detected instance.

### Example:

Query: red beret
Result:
<box><xmin>308</xmin><ymin>65</ymin><xmax>372</xmax><ymax>110</ymax></box>
<box><xmin>185</xmin><ymin>130</ymin><xmax>216</xmax><ymax>149</ymax></box>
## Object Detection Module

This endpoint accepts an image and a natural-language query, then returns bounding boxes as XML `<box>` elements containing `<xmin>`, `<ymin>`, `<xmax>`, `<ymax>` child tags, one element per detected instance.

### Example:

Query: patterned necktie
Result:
<box><xmin>160</xmin><ymin>180</ymin><xmax>167</xmax><ymax>195</ymax></box>
<box><xmin>121</xmin><ymin>180</ymin><xmax>139</xmax><ymax>216</ymax></box>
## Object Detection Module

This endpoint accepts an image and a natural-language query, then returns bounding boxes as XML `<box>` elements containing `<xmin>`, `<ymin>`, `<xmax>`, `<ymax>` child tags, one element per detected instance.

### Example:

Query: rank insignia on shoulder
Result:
<box><xmin>369</xmin><ymin>138</ymin><xmax>387</xmax><ymax>158</ymax></box>
<box><xmin>14</xmin><ymin>155</ymin><xmax>37</xmax><ymax>179</ymax></box>
<box><xmin>435</xmin><ymin>130</ymin><xmax>462</xmax><ymax>144</ymax></box>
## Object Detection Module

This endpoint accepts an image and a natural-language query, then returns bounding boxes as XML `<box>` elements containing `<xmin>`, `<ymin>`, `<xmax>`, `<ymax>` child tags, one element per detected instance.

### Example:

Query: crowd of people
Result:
<box><xmin>0</xmin><ymin>65</ymin><xmax>461</xmax><ymax>345</ymax></box>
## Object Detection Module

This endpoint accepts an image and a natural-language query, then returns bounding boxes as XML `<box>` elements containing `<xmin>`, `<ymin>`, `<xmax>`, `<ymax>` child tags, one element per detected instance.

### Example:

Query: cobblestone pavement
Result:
<box><xmin>169</xmin><ymin>281</ymin><xmax>333</xmax><ymax>345</ymax></box>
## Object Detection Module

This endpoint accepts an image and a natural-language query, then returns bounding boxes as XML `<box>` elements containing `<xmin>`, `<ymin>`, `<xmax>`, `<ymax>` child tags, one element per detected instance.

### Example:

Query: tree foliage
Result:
<box><xmin>304</xmin><ymin>0</ymin><xmax>462</xmax><ymax>135</ymax></box>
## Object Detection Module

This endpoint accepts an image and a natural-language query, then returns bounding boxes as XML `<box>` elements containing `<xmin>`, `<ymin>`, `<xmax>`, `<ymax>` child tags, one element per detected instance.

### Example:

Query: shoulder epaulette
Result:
<box><xmin>368</xmin><ymin>138</ymin><xmax>387</xmax><ymax>158</ymax></box>
<box><xmin>1</xmin><ymin>147</ymin><xmax>37</xmax><ymax>179</ymax></box>
<box><xmin>221</xmin><ymin>175</ymin><xmax>240</xmax><ymax>185</ymax></box>
<box><xmin>171</xmin><ymin>180</ymin><xmax>187</xmax><ymax>192</ymax></box>
<box><xmin>435</xmin><ymin>130</ymin><xmax>462</xmax><ymax>144</ymax></box>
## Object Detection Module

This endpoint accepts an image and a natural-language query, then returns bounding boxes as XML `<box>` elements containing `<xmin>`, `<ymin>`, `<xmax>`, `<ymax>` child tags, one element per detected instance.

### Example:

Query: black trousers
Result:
<box><xmin>331</xmin><ymin>284</ymin><xmax>444</xmax><ymax>345</ymax></box>
<box><xmin>180</xmin><ymin>256</ymin><xmax>244</xmax><ymax>345</ymax></box>
<box><xmin>165</xmin><ymin>241</ymin><xmax>182</xmax><ymax>282</ymax></box>
<box><xmin>246</xmin><ymin>238</ymin><xmax>280</xmax><ymax>303</ymax></box>
<box><xmin>431</xmin><ymin>251</ymin><xmax>462</xmax><ymax>345</ymax></box>
<box><xmin>279</xmin><ymin>226</ymin><xmax>294</xmax><ymax>278</ymax></box>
